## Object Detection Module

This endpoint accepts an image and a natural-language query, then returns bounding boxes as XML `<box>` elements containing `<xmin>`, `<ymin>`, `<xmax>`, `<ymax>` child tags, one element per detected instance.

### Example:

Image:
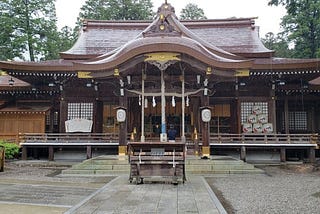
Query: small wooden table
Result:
<box><xmin>127</xmin><ymin>142</ymin><xmax>186</xmax><ymax>184</ymax></box>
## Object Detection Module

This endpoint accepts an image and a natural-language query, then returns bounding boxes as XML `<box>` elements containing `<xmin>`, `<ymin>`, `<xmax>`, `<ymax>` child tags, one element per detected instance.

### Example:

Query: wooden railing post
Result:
<box><xmin>87</xmin><ymin>146</ymin><xmax>92</xmax><ymax>159</ymax></box>
<box><xmin>240</xmin><ymin>146</ymin><xmax>246</xmax><ymax>162</ymax></box>
<box><xmin>309</xmin><ymin>148</ymin><xmax>316</xmax><ymax>164</ymax></box>
<box><xmin>280</xmin><ymin>148</ymin><xmax>286</xmax><ymax>162</ymax></box>
<box><xmin>21</xmin><ymin>147</ymin><xmax>27</xmax><ymax>160</ymax></box>
<box><xmin>48</xmin><ymin>146</ymin><xmax>54</xmax><ymax>161</ymax></box>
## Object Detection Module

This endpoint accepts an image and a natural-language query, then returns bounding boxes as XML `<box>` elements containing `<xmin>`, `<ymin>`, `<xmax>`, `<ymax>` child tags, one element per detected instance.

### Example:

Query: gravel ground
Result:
<box><xmin>207</xmin><ymin>163</ymin><xmax>320</xmax><ymax>214</ymax></box>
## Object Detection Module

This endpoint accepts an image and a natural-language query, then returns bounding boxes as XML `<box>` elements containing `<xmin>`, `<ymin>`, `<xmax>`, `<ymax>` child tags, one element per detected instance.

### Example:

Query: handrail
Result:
<box><xmin>20</xmin><ymin>133</ymin><xmax>121</xmax><ymax>144</ymax></box>
<box><xmin>14</xmin><ymin>132</ymin><xmax>320</xmax><ymax>146</ymax></box>
<box><xmin>209</xmin><ymin>133</ymin><xmax>319</xmax><ymax>145</ymax></box>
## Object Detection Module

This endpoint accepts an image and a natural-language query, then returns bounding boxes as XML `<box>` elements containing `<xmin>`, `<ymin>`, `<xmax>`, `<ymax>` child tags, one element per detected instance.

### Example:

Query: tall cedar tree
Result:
<box><xmin>78</xmin><ymin>0</ymin><xmax>154</xmax><ymax>21</ymax></box>
<box><xmin>180</xmin><ymin>3</ymin><xmax>207</xmax><ymax>20</ymax></box>
<box><xmin>268</xmin><ymin>0</ymin><xmax>320</xmax><ymax>58</ymax></box>
<box><xmin>0</xmin><ymin>0</ymin><xmax>62</xmax><ymax>61</ymax></box>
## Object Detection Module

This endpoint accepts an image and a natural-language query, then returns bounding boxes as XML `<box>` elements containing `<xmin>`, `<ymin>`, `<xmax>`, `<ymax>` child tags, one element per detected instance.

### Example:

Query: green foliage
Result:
<box><xmin>0</xmin><ymin>0</ymin><xmax>60</xmax><ymax>61</ymax></box>
<box><xmin>268</xmin><ymin>0</ymin><xmax>320</xmax><ymax>58</ymax></box>
<box><xmin>180</xmin><ymin>3</ymin><xmax>207</xmax><ymax>20</ymax></box>
<box><xmin>56</xmin><ymin>26</ymin><xmax>78</xmax><ymax>52</ymax></box>
<box><xmin>0</xmin><ymin>141</ymin><xmax>19</xmax><ymax>159</ymax></box>
<box><xmin>262</xmin><ymin>32</ymin><xmax>293</xmax><ymax>58</ymax></box>
<box><xmin>78</xmin><ymin>0</ymin><xmax>154</xmax><ymax>21</ymax></box>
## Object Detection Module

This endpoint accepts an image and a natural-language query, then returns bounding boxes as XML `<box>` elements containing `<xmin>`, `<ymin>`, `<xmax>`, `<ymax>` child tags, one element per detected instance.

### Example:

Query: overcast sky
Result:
<box><xmin>55</xmin><ymin>0</ymin><xmax>286</xmax><ymax>36</ymax></box>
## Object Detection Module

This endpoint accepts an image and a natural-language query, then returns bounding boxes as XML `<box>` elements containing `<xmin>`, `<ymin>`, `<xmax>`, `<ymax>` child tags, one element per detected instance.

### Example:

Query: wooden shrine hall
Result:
<box><xmin>0</xmin><ymin>2</ymin><xmax>319</xmax><ymax>162</ymax></box>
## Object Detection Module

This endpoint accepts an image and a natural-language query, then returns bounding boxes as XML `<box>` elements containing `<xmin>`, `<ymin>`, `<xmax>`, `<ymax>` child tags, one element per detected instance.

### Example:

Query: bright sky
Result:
<box><xmin>55</xmin><ymin>0</ymin><xmax>286</xmax><ymax>36</ymax></box>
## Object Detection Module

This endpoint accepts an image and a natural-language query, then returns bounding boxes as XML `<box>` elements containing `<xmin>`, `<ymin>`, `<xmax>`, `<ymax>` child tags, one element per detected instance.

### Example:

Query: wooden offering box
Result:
<box><xmin>127</xmin><ymin>142</ymin><xmax>186</xmax><ymax>185</ymax></box>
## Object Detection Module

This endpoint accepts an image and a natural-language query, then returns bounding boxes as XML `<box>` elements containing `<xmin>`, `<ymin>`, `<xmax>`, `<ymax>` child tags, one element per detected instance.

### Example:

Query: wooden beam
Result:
<box><xmin>48</xmin><ymin>146</ymin><xmax>54</xmax><ymax>161</ymax></box>
<box><xmin>309</xmin><ymin>148</ymin><xmax>316</xmax><ymax>164</ymax></box>
<box><xmin>21</xmin><ymin>147</ymin><xmax>27</xmax><ymax>160</ymax></box>
<box><xmin>86</xmin><ymin>146</ymin><xmax>92</xmax><ymax>159</ymax></box>
<box><xmin>240</xmin><ymin>146</ymin><xmax>246</xmax><ymax>162</ymax></box>
<box><xmin>280</xmin><ymin>147</ymin><xmax>286</xmax><ymax>162</ymax></box>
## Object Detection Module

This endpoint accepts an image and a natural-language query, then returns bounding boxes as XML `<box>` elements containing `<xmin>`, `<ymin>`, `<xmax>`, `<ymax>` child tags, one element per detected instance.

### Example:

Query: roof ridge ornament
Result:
<box><xmin>143</xmin><ymin>2</ymin><xmax>180</xmax><ymax>37</ymax></box>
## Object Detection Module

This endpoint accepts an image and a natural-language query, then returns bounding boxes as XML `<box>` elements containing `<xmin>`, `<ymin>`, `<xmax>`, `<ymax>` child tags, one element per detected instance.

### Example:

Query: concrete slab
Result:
<box><xmin>65</xmin><ymin>175</ymin><xmax>226</xmax><ymax>214</ymax></box>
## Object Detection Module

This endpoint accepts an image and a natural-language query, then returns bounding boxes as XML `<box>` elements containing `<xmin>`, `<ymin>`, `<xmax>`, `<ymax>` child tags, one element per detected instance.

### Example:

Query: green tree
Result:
<box><xmin>262</xmin><ymin>32</ymin><xmax>293</xmax><ymax>58</ymax></box>
<box><xmin>79</xmin><ymin>0</ymin><xmax>154</xmax><ymax>21</ymax></box>
<box><xmin>56</xmin><ymin>26</ymin><xmax>78</xmax><ymax>53</ymax></box>
<box><xmin>0</xmin><ymin>0</ymin><xmax>60</xmax><ymax>61</ymax></box>
<box><xmin>180</xmin><ymin>3</ymin><xmax>207</xmax><ymax>20</ymax></box>
<box><xmin>268</xmin><ymin>0</ymin><xmax>320</xmax><ymax>58</ymax></box>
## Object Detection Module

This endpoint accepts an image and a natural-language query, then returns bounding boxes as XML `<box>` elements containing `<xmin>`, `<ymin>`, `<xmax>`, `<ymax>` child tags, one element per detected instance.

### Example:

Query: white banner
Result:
<box><xmin>65</xmin><ymin>118</ymin><xmax>93</xmax><ymax>133</ymax></box>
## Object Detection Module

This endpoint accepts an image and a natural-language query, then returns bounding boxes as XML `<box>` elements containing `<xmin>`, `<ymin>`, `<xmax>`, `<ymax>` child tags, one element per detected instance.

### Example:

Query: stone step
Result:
<box><xmin>61</xmin><ymin>155</ymin><xmax>264</xmax><ymax>175</ymax></box>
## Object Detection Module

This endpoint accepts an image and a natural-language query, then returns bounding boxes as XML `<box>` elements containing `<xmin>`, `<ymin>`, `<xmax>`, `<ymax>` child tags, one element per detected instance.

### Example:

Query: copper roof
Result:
<box><xmin>61</xmin><ymin>17</ymin><xmax>271</xmax><ymax>59</ymax></box>
<box><xmin>0</xmin><ymin>105</ymin><xmax>50</xmax><ymax>113</ymax></box>
<box><xmin>0</xmin><ymin>2</ymin><xmax>319</xmax><ymax>74</ymax></box>
<box><xmin>0</xmin><ymin>75</ymin><xmax>31</xmax><ymax>87</ymax></box>
<box><xmin>0</xmin><ymin>59</ymin><xmax>75</xmax><ymax>72</ymax></box>
<box><xmin>309</xmin><ymin>76</ymin><xmax>320</xmax><ymax>85</ymax></box>
<box><xmin>252</xmin><ymin>58</ymin><xmax>320</xmax><ymax>70</ymax></box>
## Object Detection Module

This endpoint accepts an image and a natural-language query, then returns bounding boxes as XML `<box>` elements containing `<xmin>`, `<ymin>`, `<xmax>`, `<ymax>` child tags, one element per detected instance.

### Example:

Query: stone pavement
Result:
<box><xmin>0</xmin><ymin>161</ymin><xmax>227</xmax><ymax>214</ymax></box>
<box><xmin>65</xmin><ymin>175</ymin><xmax>226</xmax><ymax>214</ymax></box>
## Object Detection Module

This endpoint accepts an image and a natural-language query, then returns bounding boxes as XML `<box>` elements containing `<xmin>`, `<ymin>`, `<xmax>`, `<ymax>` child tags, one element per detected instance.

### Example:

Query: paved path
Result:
<box><xmin>65</xmin><ymin>175</ymin><xmax>226</xmax><ymax>214</ymax></box>
<box><xmin>0</xmin><ymin>174</ymin><xmax>226</xmax><ymax>214</ymax></box>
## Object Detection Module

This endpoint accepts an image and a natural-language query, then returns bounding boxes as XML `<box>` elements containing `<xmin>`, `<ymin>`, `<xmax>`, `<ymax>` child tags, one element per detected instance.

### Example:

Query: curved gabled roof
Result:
<box><xmin>74</xmin><ymin>36</ymin><xmax>252</xmax><ymax>71</ymax></box>
<box><xmin>1</xmin><ymin>2</ymin><xmax>319</xmax><ymax>75</ymax></box>
<box><xmin>61</xmin><ymin>3</ymin><xmax>273</xmax><ymax>60</ymax></box>
<box><xmin>74</xmin><ymin>3</ymin><xmax>252</xmax><ymax>72</ymax></box>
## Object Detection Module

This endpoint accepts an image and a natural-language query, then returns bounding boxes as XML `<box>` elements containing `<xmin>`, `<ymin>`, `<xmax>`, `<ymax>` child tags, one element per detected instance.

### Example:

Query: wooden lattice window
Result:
<box><xmin>67</xmin><ymin>102</ymin><xmax>93</xmax><ymax>120</ymax></box>
<box><xmin>240</xmin><ymin>102</ymin><xmax>268</xmax><ymax>124</ymax></box>
<box><xmin>53</xmin><ymin>111</ymin><xmax>59</xmax><ymax>125</ymax></box>
<box><xmin>45</xmin><ymin>113</ymin><xmax>50</xmax><ymax>126</ymax></box>
<box><xmin>282</xmin><ymin>111</ymin><xmax>307</xmax><ymax>131</ymax></box>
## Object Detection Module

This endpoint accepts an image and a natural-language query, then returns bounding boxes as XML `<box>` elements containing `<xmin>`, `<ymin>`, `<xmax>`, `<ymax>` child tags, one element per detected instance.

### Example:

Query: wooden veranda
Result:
<box><xmin>17</xmin><ymin>133</ymin><xmax>319</xmax><ymax>162</ymax></box>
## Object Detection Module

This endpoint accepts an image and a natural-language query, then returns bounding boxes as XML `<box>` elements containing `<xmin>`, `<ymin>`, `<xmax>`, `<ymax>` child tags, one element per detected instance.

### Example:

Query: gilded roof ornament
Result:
<box><xmin>143</xmin><ymin>2</ymin><xmax>179</xmax><ymax>37</ymax></box>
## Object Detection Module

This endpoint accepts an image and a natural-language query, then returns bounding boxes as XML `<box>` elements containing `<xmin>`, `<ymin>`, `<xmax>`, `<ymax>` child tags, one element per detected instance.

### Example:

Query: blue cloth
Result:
<box><xmin>167</xmin><ymin>128</ymin><xmax>177</xmax><ymax>141</ymax></box>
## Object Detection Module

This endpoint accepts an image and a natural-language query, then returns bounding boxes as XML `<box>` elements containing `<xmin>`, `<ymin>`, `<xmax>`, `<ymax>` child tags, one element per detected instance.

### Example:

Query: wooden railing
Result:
<box><xmin>20</xmin><ymin>133</ymin><xmax>120</xmax><ymax>145</ymax></box>
<box><xmin>209</xmin><ymin>133</ymin><xmax>319</xmax><ymax>146</ymax></box>
<box><xmin>9</xmin><ymin>132</ymin><xmax>320</xmax><ymax>147</ymax></box>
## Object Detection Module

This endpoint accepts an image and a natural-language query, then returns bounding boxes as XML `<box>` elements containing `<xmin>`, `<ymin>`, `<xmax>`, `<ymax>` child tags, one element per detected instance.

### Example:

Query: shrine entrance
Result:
<box><xmin>125</xmin><ymin>52</ymin><xmax>203</xmax><ymax>143</ymax></box>
<box><xmin>128</xmin><ymin>97</ymin><xmax>194</xmax><ymax>142</ymax></box>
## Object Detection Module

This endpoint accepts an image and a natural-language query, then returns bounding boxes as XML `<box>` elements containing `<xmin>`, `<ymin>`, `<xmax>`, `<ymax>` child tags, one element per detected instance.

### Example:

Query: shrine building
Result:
<box><xmin>0</xmin><ymin>2</ymin><xmax>319</xmax><ymax>162</ymax></box>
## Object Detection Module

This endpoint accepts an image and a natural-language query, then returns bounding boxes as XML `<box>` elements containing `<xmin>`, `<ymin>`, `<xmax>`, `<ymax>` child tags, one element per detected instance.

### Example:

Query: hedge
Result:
<box><xmin>0</xmin><ymin>141</ymin><xmax>20</xmax><ymax>159</ymax></box>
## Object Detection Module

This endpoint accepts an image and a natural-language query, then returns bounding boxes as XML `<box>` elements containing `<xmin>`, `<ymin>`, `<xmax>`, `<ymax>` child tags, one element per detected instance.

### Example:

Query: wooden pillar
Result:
<box><xmin>284</xmin><ymin>98</ymin><xmax>289</xmax><ymax>134</ymax></box>
<box><xmin>59</xmin><ymin>99</ymin><xmax>67</xmax><ymax>133</ymax></box>
<box><xmin>270</xmin><ymin>85</ymin><xmax>277</xmax><ymax>132</ymax></box>
<box><xmin>280</xmin><ymin>147</ymin><xmax>286</xmax><ymax>162</ymax></box>
<box><xmin>192</xmin><ymin>97</ymin><xmax>200</xmax><ymax>135</ymax></box>
<box><xmin>86</xmin><ymin>146</ymin><xmax>92</xmax><ymax>159</ymax></box>
<box><xmin>0</xmin><ymin>146</ymin><xmax>5</xmax><ymax>172</ymax></box>
<box><xmin>118</xmin><ymin>95</ymin><xmax>128</xmax><ymax>156</ymax></box>
<box><xmin>48</xmin><ymin>146</ymin><xmax>54</xmax><ymax>161</ymax></box>
<box><xmin>240</xmin><ymin>146</ymin><xmax>246</xmax><ymax>162</ymax></box>
<box><xmin>21</xmin><ymin>147</ymin><xmax>27</xmax><ymax>160</ymax></box>
<box><xmin>201</xmin><ymin>94</ymin><xmax>210</xmax><ymax>157</ymax></box>
<box><xmin>309</xmin><ymin>147</ymin><xmax>316</xmax><ymax>164</ymax></box>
